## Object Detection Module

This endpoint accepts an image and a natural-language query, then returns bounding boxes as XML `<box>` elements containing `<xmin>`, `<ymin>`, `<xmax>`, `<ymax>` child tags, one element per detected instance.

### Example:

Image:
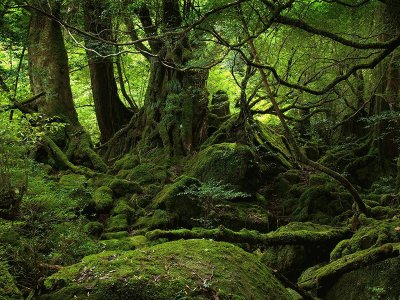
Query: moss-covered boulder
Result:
<box><xmin>330</xmin><ymin>217</ymin><xmax>400</xmax><ymax>260</ymax></box>
<box><xmin>109</xmin><ymin>179</ymin><xmax>142</xmax><ymax>197</ymax></box>
<box><xmin>105</xmin><ymin>214</ymin><xmax>129</xmax><ymax>232</ymax></box>
<box><xmin>186</xmin><ymin>143</ymin><xmax>260</xmax><ymax>192</ymax></box>
<box><xmin>117</xmin><ymin>163</ymin><xmax>167</xmax><ymax>186</ymax></box>
<box><xmin>42</xmin><ymin>239</ymin><xmax>291</xmax><ymax>300</ymax></box>
<box><xmin>93</xmin><ymin>186</ymin><xmax>114</xmax><ymax>212</ymax></box>
<box><xmin>260</xmin><ymin>222</ymin><xmax>344</xmax><ymax>279</ymax></box>
<box><xmin>0</xmin><ymin>261</ymin><xmax>22</xmax><ymax>299</ymax></box>
<box><xmin>324</xmin><ymin>255</ymin><xmax>400</xmax><ymax>300</ymax></box>
<box><xmin>292</xmin><ymin>179</ymin><xmax>353</xmax><ymax>224</ymax></box>
<box><xmin>83</xmin><ymin>221</ymin><xmax>104</xmax><ymax>237</ymax></box>
<box><xmin>152</xmin><ymin>176</ymin><xmax>201</xmax><ymax>224</ymax></box>
<box><xmin>299</xmin><ymin>244</ymin><xmax>400</xmax><ymax>299</ymax></box>
<box><xmin>149</xmin><ymin>177</ymin><xmax>269</xmax><ymax>231</ymax></box>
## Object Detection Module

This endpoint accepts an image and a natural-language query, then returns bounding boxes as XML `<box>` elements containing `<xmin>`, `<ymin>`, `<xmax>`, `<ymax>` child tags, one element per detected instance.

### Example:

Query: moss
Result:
<box><xmin>114</xmin><ymin>153</ymin><xmax>140</xmax><ymax>170</ymax></box>
<box><xmin>84</xmin><ymin>221</ymin><xmax>104</xmax><ymax>237</ymax></box>
<box><xmin>301</xmin><ymin>143</ymin><xmax>320</xmax><ymax>161</ymax></box>
<box><xmin>206</xmin><ymin>201</ymin><xmax>270</xmax><ymax>232</ymax></box>
<box><xmin>99</xmin><ymin>238</ymin><xmax>137</xmax><ymax>251</ymax></box>
<box><xmin>145</xmin><ymin>223</ymin><xmax>350</xmax><ymax>252</ymax></box>
<box><xmin>59</xmin><ymin>173</ymin><xmax>86</xmax><ymax>191</ymax></box>
<box><xmin>260</xmin><ymin>222</ymin><xmax>341</xmax><ymax>279</ymax></box>
<box><xmin>330</xmin><ymin>218</ymin><xmax>400</xmax><ymax>260</ymax></box>
<box><xmin>0</xmin><ymin>261</ymin><xmax>22</xmax><ymax>300</ymax></box>
<box><xmin>299</xmin><ymin>244</ymin><xmax>400</xmax><ymax>295</ymax></box>
<box><xmin>90</xmin><ymin>174</ymin><xmax>114</xmax><ymax>188</ymax></box>
<box><xmin>293</xmin><ymin>182</ymin><xmax>352</xmax><ymax>224</ymax></box>
<box><xmin>186</xmin><ymin>143</ymin><xmax>261</xmax><ymax>192</ymax></box>
<box><xmin>93</xmin><ymin>186</ymin><xmax>113</xmax><ymax>212</ymax></box>
<box><xmin>119</xmin><ymin>163</ymin><xmax>167</xmax><ymax>185</ymax></box>
<box><xmin>101</xmin><ymin>231</ymin><xmax>129</xmax><ymax>240</ymax></box>
<box><xmin>152</xmin><ymin>176</ymin><xmax>201</xmax><ymax>223</ymax></box>
<box><xmin>105</xmin><ymin>214</ymin><xmax>128</xmax><ymax>232</ymax></box>
<box><xmin>42</xmin><ymin>239</ymin><xmax>291</xmax><ymax>300</ymax></box>
<box><xmin>112</xmin><ymin>199</ymin><xmax>135</xmax><ymax>220</ymax></box>
<box><xmin>132</xmin><ymin>209</ymin><xmax>173</xmax><ymax>231</ymax></box>
<box><xmin>324</xmin><ymin>253</ymin><xmax>400</xmax><ymax>300</ymax></box>
<box><xmin>109</xmin><ymin>179</ymin><xmax>142</xmax><ymax>197</ymax></box>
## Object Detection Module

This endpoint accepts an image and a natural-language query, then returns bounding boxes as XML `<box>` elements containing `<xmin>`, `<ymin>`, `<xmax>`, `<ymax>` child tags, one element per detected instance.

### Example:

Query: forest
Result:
<box><xmin>1</xmin><ymin>0</ymin><xmax>400</xmax><ymax>299</ymax></box>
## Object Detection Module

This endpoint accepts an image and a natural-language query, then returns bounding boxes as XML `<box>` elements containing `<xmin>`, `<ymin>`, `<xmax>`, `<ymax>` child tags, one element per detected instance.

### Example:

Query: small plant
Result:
<box><xmin>368</xmin><ymin>286</ymin><xmax>386</xmax><ymax>300</ymax></box>
<box><xmin>179</xmin><ymin>181</ymin><xmax>250</xmax><ymax>228</ymax></box>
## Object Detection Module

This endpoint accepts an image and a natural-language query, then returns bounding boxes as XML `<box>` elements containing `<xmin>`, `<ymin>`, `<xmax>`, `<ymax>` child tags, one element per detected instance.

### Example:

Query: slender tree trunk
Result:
<box><xmin>83</xmin><ymin>0</ymin><xmax>132</xmax><ymax>144</ymax></box>
<box><xmin>369</xmin><ymin>1</ymin><xmax>400</xmax><ymax>171</ymax></box>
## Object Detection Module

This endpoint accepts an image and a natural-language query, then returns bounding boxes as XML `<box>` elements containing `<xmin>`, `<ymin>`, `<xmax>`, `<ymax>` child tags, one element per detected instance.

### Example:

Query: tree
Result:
<box><xmin>27</xmin><ymin>0</ymin><xmax>106</xmax><ymax>171</ymax></box>
<box><xmin>83</xmin><ymin>0</ymin><xmax>133</xmax><ymax>144</ymax></box>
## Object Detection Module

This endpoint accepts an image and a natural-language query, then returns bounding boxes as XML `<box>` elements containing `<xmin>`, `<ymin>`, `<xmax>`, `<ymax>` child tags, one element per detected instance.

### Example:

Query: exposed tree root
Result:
<box><xmin>41</xmin><ymin>135</ymin><xmax>100</xmax><ymax>177</ymax></box>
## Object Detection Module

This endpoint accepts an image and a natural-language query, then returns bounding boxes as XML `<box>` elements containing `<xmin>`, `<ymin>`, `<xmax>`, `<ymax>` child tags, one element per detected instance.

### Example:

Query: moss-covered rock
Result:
<box><xmin>330</xmin><ymin>217</ymin><xmax>400</xmax><ymax>260</ymax></box>
<box><xmin>0</xmin><ymin>261</ymin><xmax>22</xmax><ymax>300</ymax></box>
<box><xmin>114</xmin><ymin>153</ymin><xmax>140</xmax><ymax>170</ymax></box>
<box><xmin>111</xmin><ymin>199</ymin><xmax>135</xmax><ymax>220</ymax></box>
<box><xmin>118</xmin><ymin>163</ymin><xmax>167</xmax><ymax>186</ymax></box>
<box><xmin>93</xmin><ymin>186</ymin><xmax>113</xmax><ymax>212</ymax></box>
<box><xmin>293</xmin><ymin>181</ymin><xmax>352</xmax><ymax>224</ymax></box>
<box><xmin>42</xmin><ymin>239</ymin><xmax>291</xmax><ymax>300</ymax></box>
<box><xmin>105</xmin><ymin>214</ymin><xmax>128</xmax><ymax>232</ymax></box>
<box><xmin>324</xmin><ymin>255</ymin><xmax>400</xmax><ymax>300</ymax></box>
<box><xmin>99</xmin><ymin>235</ymin><xmax>149</xmax><ymax>251</ymax></box>
<box><xmin>132</xmin><ymin>209</ymin><xmax>173</xmax><ymax>231</ymax></box>
<box><xmin>186</xmin><ymin>143</ymin><xmax>260</xmax><ymax>192</ymax></box>
<box><xmin>299</xmin><ymin>243</ymin><xmax>400</xmax><ymax>299</ymax></box>
<box><xmin>109</xmin><ymin>179</ymin><xmax>142</xmax><ymax>197</ymax></box>
<box><xmin>260</xmin><ymin>222</ymin><xmax>344</xmax><ymax>279</ymax></box>
<box><xmin>83</xmin><ymin>221</ymin><xmax>104</xmax><ymax>237</ymax></box>
<box><xmin>152</xmin><ymin>176</ymin><xmax>201</xmax><ymax>223</ymax></box>
<box><xmin>101</xmin><ymin>231</ymin><xmax>129</xmax><ymax>240</ymax></box>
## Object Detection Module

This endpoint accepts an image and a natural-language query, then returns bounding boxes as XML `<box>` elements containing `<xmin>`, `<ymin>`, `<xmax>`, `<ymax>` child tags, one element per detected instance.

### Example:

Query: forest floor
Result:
<box><xmin>1</xmin><ymin>127</ymin><xmax>400</xmax><ymax>300</ymax></box>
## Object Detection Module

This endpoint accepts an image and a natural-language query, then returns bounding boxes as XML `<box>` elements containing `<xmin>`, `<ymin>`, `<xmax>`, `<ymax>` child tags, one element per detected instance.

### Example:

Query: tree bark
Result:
<box><xmin>27</xmin><ymin>1</ymin><xmax>106</xmax><ymax>171</ymax></box>
<box><xmin>83</xmin><ymin>0</ymin><xmax>132</xmax><ymax>144</ymax></box>
<box><xmin>28</xmin><ymin>2</ymin><xmax>78</xmax><ymax>125</ymax></box>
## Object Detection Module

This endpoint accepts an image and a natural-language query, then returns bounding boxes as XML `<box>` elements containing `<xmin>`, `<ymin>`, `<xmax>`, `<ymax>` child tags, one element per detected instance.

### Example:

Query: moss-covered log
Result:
<box><xmin>145</xmin><ymin>224</ymin><xmax>352</xmax><ymax>249</ymax></box>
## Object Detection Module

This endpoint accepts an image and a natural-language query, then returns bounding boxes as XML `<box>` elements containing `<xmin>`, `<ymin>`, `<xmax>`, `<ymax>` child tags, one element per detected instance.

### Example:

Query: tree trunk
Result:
<box><xmin>83</xmin><ymin>0</ymin><xmax>132</xmax><ymax>144</ymax></box>
<box><xmin>142</xmin><ymin>59</ymin><xmax>208</xmax><ymax>156</ymax></box>
<box><xmin>369</xmin><ymin>1</ymin><xmax>400</xmax><ymax>173</ymax></box>
<box><xmin>28</xmin><ymin>3</ymin><xmax>78</xmax><ymax>126</ymax></box>
<box><xmin>27</xmin><ymin>1</ymin><xmax>106</xmax><ymax>171</ymax></box>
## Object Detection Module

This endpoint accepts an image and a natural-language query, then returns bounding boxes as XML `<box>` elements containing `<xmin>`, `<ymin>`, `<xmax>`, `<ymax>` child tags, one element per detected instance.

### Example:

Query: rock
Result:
<box><xmin>186</xmin><ymin>143</ymin><xmax>260</xmax><ymax>192</ymax></box>
<box><xmin>261</xmin><ymin>222</ymin><xmax>343</xmax><ymax>279</ymax></box>
<box><xmin>93</xmin><ymin>186</ymin><xmax>113</xmax><ymax>212</ymax></box>
<box><xmin>42</xmin><ymin>239</ymin><xmax>292</xmax><ymax>300</ymax></box>
<box><xmin>324</xmin><ymin>256</ymin><xmax>400</xmax><ymax>300</ymax></box>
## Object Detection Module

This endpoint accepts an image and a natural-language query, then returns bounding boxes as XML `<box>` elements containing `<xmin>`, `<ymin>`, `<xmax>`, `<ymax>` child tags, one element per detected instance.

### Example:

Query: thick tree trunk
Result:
<box><xmin>142</xmin><ymin>59</ymin><xmax>208</xmax><ymax>156</ymax></box>
<box><xmin>28</xmin><ymin>5</ymin><xmax>78</xmax><ymax>125</ymax></box>
<box><xmin>83</xmin><ymin>0</ymin><xmax>132</xmax><ymax>143</ymax></box>
<box><xmin>27</xmin><ymin>2</ymin><xmax>106</xmax><ymax>171</ymax></box>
